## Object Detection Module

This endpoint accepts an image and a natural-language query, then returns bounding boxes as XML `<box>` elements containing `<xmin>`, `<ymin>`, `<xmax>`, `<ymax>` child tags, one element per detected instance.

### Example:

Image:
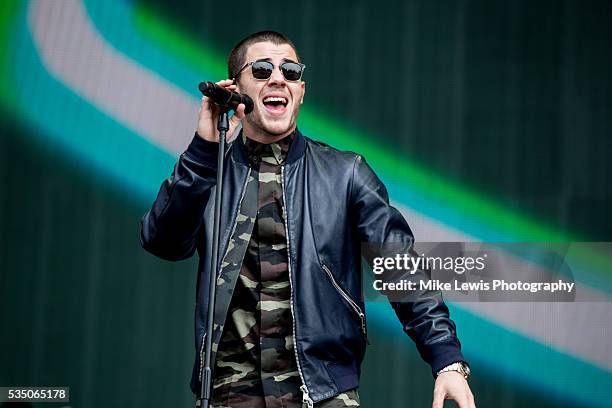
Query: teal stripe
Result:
<box><xmin>82</xmin><ymin>0</ymin><xmax>210</xmax><ymax>103</ymax></box>
<box><xmin>10</xmin><ymin>0</ymin><xmax>174</xmax><ymax>203</ymax></box>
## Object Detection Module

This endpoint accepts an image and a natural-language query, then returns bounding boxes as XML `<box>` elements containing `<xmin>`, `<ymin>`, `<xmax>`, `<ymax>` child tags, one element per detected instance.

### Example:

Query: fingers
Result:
<box><xmin>431</xmin><ymin>388</ymin><xmax>445</xmax><ymax>408</ymax></box>
<box><xmin>202</xmin><ymin>80</ymin><xmax>236</xmax><ymax>109</ymax></box>
<box><xmin>454</xmin><ymin>380</ymin><xmax>475</xmax><ymax>408</ymax></box>
<box><xmin>433</xmin><ymin>371</ymin><xmax>478</xmax><ymax>408</ymax></box>
<box><xmin>233</xmin><ymin>103</ymin><xmax>246</xmax><ymax>120</ymax></box>
<box><xmin>433</xmin><ymin>389</ymin><xmax>470</xmax><ymax>408</ymax></box>
<box><xmin>200</xmin><ymin>94</ymin><xmax>216</xmax><ymax>118</ymax></box>
<box><xmin>200</xmin><ymin>95</ymin><xmax>207</xmax><ymax>110</ymax></box>
<box><xmin>216</xmin><ymin>79</ymin><xmax>235</xmax><ymax>89</ymax></box>
<box><xmin>215</xmin><ymin>79</ymin><xmax>234</xmax><ymax>86</ymax></box>
<box><xmin>197</xmin><ymin>79</ymin><xmax>243</xmax><ymax>142</ymax></box>
<box><xmin>453</xmin><ymin>393</ymin><xmax>471</xmax><ymax>408</ymax></box>
<box><xmin>226</xmin><ymin>103</ymin><xmax>245</xmax><ymax>141</ymax></box>
<box><xmin>468</xmin><ymin>390</ymin><xmax>476</xmax><ymax>408</ymax></box>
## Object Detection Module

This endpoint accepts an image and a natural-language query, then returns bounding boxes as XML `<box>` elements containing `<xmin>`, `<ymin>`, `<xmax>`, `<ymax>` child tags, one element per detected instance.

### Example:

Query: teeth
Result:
<box><xmin>263</xmin><ymin>96</ymin><xmax>287</xmax><ymax>104</ymax></box>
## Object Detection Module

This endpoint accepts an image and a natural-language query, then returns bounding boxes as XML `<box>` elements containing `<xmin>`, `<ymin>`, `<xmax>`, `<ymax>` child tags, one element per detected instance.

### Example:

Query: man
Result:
<box><xmin>141</xmin><ymin>31</ymin><xmax>475</xmax><ymax>408</ymax></box>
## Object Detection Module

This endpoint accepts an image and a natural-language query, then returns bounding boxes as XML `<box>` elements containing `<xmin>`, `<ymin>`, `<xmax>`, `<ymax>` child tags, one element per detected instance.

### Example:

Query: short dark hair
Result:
<box><xmin>228</xmin><ymin>31</ymin><xmax>300</xmax><ymax>82</ymax></box>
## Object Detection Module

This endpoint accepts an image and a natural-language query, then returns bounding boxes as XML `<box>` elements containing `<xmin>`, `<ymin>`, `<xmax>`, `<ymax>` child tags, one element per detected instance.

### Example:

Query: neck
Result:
<box><xmin>243</xmin><ymin>125</ymin><xmax>295</xmax><ymax>144</ymax></box>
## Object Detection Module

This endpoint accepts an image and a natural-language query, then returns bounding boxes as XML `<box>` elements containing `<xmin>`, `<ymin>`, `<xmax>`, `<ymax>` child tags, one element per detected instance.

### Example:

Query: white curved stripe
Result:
<box><xmin>29</xmin><ymin>0</ymin><xmax>196</xmax><ymax>155</ymax></box>
<box><xmin>395</xmin><ymin>203</ymin><xmax>612</xmax><ymax>371</ymax></box>
<box><xmin>28</xmin><ymin>0</ymin><xmax>612</xmax><ymax>371</ymax></box>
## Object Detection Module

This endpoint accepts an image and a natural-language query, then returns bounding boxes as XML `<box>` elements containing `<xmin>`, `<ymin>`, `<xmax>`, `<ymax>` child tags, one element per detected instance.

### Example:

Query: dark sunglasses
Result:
<box><xmin>234</xmin><ymin>60</ymin><xmax>306</xmax><ymax>82</ymax></box>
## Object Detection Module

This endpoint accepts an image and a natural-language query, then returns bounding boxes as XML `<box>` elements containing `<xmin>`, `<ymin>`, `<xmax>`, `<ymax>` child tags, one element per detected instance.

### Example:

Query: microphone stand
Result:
<box><xmin>199</xmin><ymin>107</ymin><xmax>229</xmax><ymax>408</ymax></box>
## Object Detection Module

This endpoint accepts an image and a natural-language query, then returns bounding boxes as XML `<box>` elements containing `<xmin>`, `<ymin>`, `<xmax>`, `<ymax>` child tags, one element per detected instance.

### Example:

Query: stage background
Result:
<box><xmin>1</xmin><ymin>1</ymin><xmax>611</xmax><ymax>407</ymax></box>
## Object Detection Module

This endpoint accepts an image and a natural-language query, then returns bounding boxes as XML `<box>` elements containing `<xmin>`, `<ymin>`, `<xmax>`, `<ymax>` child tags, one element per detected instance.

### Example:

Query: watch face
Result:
<box><xmin>461</xmin><ymin>363</ymin><xmax>471</xmax><ymax>377</ymax></box>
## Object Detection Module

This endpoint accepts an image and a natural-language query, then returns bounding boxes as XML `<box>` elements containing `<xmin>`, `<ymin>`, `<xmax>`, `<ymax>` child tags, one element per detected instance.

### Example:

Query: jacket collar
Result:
<box><xmin>232</xmin><ymin>127</ymin><xmax>306</xmax><ymax>166</ymax></box>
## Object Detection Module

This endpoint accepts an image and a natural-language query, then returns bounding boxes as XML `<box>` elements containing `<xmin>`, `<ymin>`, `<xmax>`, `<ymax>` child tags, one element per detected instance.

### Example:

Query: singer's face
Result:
<box><xmin>235</xmin><ymin>41</ymin><xmax>305</xmax><ymax>142</ymax></box>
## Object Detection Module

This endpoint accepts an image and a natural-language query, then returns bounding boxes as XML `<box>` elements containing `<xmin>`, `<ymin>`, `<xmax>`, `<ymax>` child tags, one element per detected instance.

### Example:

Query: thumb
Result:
<box><xmin>233</xmin><ymin>103</ymin><xmax>246</xmax><ymax>120</ymax></box>
<box><xmin>227</xmin><ymin>103</ymin><xmax>246</xmax><ymax>139</ymax></box>
<box><xmin>432</xmin><ymin>389</ymin><xmax>445</xmax><ymax>408</ymax></box>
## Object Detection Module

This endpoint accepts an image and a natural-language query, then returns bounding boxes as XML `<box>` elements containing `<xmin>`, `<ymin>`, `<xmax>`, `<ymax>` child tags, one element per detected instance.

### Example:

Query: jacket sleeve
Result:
<box><xmin>140</xmin><ymin>134</ymin><xmax>219</xmax><ymax>261</ymax></box>
<box><xmin>349</xmin><ymin>154</ymin><xmax>467</xmax><ymax>375</ymax></box>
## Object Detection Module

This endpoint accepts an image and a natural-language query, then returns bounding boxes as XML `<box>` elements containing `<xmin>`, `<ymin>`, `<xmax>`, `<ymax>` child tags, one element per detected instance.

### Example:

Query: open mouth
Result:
<box><xmin>262</xmin><ymin>96</ymin><xmax>288</xmax><ymax>114</ymax></box>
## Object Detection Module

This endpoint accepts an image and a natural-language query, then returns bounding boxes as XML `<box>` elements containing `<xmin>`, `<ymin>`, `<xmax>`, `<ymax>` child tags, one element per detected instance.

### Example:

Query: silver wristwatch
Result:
<box><xmin>436</xmin><ymin>362</ymin><xmax>471</xmax><ymax>380</ymax></box>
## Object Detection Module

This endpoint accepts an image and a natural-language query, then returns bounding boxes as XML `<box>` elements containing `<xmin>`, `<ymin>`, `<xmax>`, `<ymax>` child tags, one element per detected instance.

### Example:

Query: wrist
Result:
<box><xmin>436</xmin><ymin>361</ymin><xmax>470</xmax><ymax>380</ymax></box>
<box><xmin>196</xmin><ymin>130</ymin><xmax>217</xmax><ymax>143</ymax></box>
<box><xmin>185</xmin><ymin>132</ymin><xmax>220</xmax><ymax>169</ymax></box>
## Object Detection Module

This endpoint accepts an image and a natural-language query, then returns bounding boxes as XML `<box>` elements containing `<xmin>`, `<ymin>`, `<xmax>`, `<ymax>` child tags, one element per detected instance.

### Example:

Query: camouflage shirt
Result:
<box><xmin>211</xmin><ymin>132</ymin><xmax>301</xmax><ymax>408</ymax></box>
<box><xmin>209</xmin><ymin>132</ymin><xmax>360</xmax><ymax>408</ymax></box>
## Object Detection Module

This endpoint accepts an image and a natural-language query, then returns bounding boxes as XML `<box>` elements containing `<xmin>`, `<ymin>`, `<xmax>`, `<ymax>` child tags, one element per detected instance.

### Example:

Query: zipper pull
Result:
<box><xmin>359</xmin><ymin>313</ymin><xmax>371</xmax><ymax>345</ymax></box>
<box><xmin>300</xmin><ymin>385</ymin><xmax>314</xmax><ymax>408</ymax></box>
<box><xmin>358</xmin><ymin>312</ymin><xmax>366</xmax><ymax>334</ymax></box>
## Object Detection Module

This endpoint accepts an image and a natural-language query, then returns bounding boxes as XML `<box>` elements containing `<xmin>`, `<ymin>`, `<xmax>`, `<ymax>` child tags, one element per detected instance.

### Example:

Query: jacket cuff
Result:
<box><xmin>422</xmin><ymin>340</ymin><xmax>467</xmax><ymax>377</ymax></box>
<box><xmin>184</xmin><ymin>132</ymin><xmax>219</xmax><ymax>170</ymax></box>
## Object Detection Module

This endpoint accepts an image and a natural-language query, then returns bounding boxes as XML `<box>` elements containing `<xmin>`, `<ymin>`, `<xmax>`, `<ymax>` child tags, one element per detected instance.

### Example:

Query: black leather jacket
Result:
<box><xmin>140</xmin><ymin>129</ymin><xmax>465</xmax><ymax>405</ymax></box>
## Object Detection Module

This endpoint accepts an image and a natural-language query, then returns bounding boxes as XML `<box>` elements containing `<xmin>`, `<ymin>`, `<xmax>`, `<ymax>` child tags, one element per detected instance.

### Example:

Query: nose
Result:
<box><xmin>267</xmin><ymin>64</ymin><xmax>286</xmax><ymax>87</ymax></box>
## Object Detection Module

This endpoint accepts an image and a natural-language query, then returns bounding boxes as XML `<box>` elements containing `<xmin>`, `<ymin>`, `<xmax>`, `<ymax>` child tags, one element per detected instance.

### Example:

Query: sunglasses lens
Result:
<box><xmin>251</xmin><ymin>61</ymin><xmax>273</xmax><ymax>79</ymax></box>
<box><xmin>281</xmin><ymin>62</ymin><xmax>303</xmax><ymax>81</ymax></box>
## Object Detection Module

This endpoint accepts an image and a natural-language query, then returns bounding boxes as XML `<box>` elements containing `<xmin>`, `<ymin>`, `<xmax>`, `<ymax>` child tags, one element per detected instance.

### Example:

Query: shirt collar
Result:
<box><xmin>243</xmin><ymin>130</ymin><xmax>295</xmax><ymax>167</ymax></box>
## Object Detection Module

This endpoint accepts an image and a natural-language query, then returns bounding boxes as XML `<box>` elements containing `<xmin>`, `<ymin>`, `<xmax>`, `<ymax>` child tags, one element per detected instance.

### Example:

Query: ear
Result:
<box><xmin>300</xmin><ymin>81</ymin><xmax>306</xmax><ymax>104</ymax></box>
<box><xmin>233</xmin><ymin>78</ymin><xmax>240</xmax><ymax>92</ymax></box>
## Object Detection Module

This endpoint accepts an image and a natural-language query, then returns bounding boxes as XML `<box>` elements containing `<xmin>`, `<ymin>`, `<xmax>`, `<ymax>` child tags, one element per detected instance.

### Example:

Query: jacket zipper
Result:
<box><xmin>199</xmin><ymin>168</ymin><xmax>252</xmax><ymax>388</ymax></box>
<box><xmin>321</xmin><ymin>263</ymin><xmax>368</xmax><ymax>338</ymax></box>
<box><xmin>281</xmin><ymin>166</ymin><xmax>314</xmax><ymax>408</ymax></box>
<box><xmin>198</xmin><ymin>332</ymin><xmax>206</xmax><ymax>382</ymax></box>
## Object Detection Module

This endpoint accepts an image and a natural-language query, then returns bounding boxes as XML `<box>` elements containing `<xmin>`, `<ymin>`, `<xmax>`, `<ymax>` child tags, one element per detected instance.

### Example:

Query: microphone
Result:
<box><xmin>199</xmin><ymin>81</ymin><xmax>254</xmax><ymax>114</ymax></box>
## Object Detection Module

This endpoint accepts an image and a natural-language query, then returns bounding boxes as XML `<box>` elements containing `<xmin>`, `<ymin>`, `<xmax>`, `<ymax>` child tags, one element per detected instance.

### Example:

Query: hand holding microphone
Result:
<box><xmin>199</xmin><ymin>81</ymin><xmax>254</xmax><ymax>113</ymax></box>
<box><xmin>197</xmin><ymin>80</ymin><xmax>253</xmax><ymax>143</ymax></box>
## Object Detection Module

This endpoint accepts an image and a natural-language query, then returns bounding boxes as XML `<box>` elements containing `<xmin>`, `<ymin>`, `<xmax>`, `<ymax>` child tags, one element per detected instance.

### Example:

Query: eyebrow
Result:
<box><xmin>255</xmin><ymin>57</ymin><xmax>298</xmax><ymax>64</ymax></box>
